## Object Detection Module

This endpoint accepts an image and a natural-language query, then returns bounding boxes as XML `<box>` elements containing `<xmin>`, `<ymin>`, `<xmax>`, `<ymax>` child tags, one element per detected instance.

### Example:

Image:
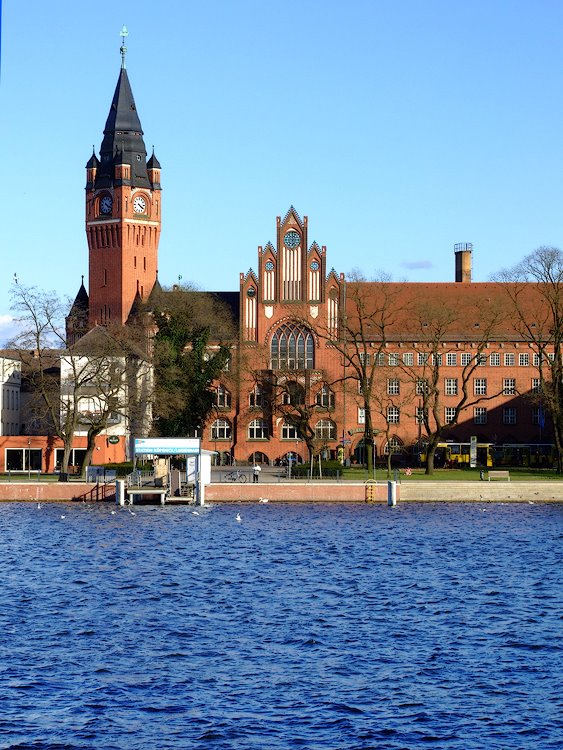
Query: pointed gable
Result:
<box><xmin>260</xmin><ymin>243</ymin><xmax>277</xmax><ymax>302</ymax></box>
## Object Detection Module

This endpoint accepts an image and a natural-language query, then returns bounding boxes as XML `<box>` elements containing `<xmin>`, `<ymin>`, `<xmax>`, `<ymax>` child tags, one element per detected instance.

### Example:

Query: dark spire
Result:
<box><xmin>71</xmin><ymin>276</ymin><xmax>89</xmax><ymax>311</ymax></box>
<box><xmin>146</xmin><ymin>274</ymin><xmax>164</xmax><ymax>310</ymax></box>
<box><xmin>65</xmin><ymin>277</ymin><xmax>90</xmax><ymax>346</ymax></box>
<box><xmin>147</xmin><ymin>148</ymin><xmax>161</xmax><ymax>170</ymax></box>
<box><xmin>86</xmin><ymin>147</ymin><xmax>99</xmax><ymax>169</ymax></box>
<box><xmin>94</xmin><ymin>32</ymin><xmax>150</xmax><ymax>190</ymax></box>
<box><xmin>128</xmin><ymin>288</ymin><xmax>145</xmax><ymax>320</ymax></box>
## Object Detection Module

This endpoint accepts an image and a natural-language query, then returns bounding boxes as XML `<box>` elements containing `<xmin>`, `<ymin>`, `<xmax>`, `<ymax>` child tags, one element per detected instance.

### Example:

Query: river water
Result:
<box><xmin>0</xmin><ymin>501</ymin><xmax>561</xmax><ymax>749</ymax></box>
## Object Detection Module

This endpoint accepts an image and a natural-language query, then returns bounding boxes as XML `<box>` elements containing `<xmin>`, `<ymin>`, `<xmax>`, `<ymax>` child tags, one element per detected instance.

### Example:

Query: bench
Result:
<box><xmin>488</xmin><ymin>470</ymin><xmax>510</xmax><ymax>482</ymax></box>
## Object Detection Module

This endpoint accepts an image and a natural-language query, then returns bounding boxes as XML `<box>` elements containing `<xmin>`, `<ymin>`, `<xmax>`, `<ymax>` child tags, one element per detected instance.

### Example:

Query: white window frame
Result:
<box><xmin>445</xmin><ymin>406</ymin><xmax>456</xmax><ymax>424</ymax></box>
<box><xmin>387</xmin><ymin>378</ymin><xmax>400</xmax><ymax>395</ymax></box>
<box><xmin>248</xmin><ymin>419</ymin><xmax>269</xmax><ymax>440</ymax></box>
<box><xmin>281</xmin><ymin>421</ymin><xmax>298</xmax><ymax>440</ymax></box>
<box><xmin>211</xmin><ymin>419</ymin><xmax>232</xmax><ymax>440</ymax></box>
<box><xmin>216</xmin><ymin>384</ymin><xmax>231</xmax><ymax>408</ymax></box>
<box><xmin>474</xmin><ymin>407</ymin><xmax>487</xmax><ymax>424</ymax></box>
<box><xmin>387</xmin><ymin>406</ymin><xmax>400</xmax><ymax>424</ymax></box>
<box><xmin>315</xmin><ymin>419</ymin><xmax>336</xmax><ymax>440</ymax></box>
<box><xmin>445</xmin><ymin>378</ymin><xmax>458</xmax><ymax>396</ymax></box>
<box><xmin>503</xmin><ymin>378</ymin><xmax>516</xmax><ymax>396</ymax></box>
<box><xmin>474</xmin><ymin>378</ymin><xmax>487</xmax><ymax>396</ymax></box>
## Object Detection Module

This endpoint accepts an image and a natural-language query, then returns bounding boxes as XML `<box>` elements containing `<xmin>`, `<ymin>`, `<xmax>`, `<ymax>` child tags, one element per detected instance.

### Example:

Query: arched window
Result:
<box><xmin>315</xmin><ymin>419</ymin><xmax>336</xmax><ymax>440</ymax></box>
<box><xmin>281</xmin><ymin>421</ymin><xmax>299</xmax><ymax>439</ymax></box>
<box><xmin>249</xmin><ymin>451</ymin><xmax>269</xmax><ymax>465</ymax></box>
<box><xmin>282</xmin><ymin>381</ymin><xmax>305</xmax><ymax>405</ymax></box>
<box><xmin>270</xmin><ymin>323</ymin><xmax>314</xmax><ymax>370</ymax></box>
<box><xmin>211</xmin><ymin>419</ymin><xmax>232</xmax><ymax>440</ymax></box>
<box><xmin>248</xmin><ymin>419</ymin><xmax>269</xmax><ymax>440</ymax></box>
<box><xmin>384</xmin><ymin>436</ymin><xmax>404</xmax><ymax>455</ymax></box>
<box><xmin>316</xmin><ymin>384</ymin><xmax>335</xmax><ymax>408</ymax></box>
<box><xmin>215</xmin><ymin>384</ymin><xmax>231</xmax><ymax>408</ymax></box>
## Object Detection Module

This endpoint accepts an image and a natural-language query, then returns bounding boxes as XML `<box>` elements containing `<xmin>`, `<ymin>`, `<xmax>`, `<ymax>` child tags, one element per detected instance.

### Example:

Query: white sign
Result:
<box><xmin>470</xmin><ymin>435</ymin><xmax>477</xmax><ymax>468</ymax></box>
<box><xmin>134</xmin><ymin>438</ymin><xmax>201</xmax><ymax>455</ymax></box>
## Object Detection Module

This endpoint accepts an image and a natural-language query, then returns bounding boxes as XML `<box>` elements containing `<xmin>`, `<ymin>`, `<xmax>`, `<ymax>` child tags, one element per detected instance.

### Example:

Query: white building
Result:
<box><xmin>60</xmin><ymin>326</ymin><xmax>153</xmax><ymax>458</ymax></box>
<box><xmin>0</xmin><ymin>357</ymin><xmax>21</xmax><ymax>436</ymax></box>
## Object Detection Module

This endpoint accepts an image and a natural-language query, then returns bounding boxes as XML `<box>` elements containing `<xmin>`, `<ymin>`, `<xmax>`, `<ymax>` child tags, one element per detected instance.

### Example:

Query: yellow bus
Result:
<box><xmin>419</xmin><ymin>442</ymin><xmax>494</xmax><ymax>468</ymax></box>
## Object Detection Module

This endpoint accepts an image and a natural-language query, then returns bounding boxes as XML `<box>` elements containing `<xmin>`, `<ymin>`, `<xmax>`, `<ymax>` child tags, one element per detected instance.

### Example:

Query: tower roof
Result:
<box><xmin>128</xmin><ymin>288</ymin><xmax>145</xmax><ymax>320</ymax></box>
<box><xmin>95</xmin><ymin>67</ymin><xmax>150</xmax><ymax>189</ymax></box>
<box><xmin>147</xmin><ymin>151</ymin><xmax>161</xmax><ymax>170</ymax></box>
<box><xmin>69</xmin><ymin>277</ymin><xmax>89</xmax><ymax>312</ymax></box>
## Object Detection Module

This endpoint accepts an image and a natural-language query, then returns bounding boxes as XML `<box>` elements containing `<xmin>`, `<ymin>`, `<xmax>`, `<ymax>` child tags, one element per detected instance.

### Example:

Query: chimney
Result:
<box><xmin>454</xmin><ymin>243</ymin><xmax>472</xmax><ymax>283</ymax></box>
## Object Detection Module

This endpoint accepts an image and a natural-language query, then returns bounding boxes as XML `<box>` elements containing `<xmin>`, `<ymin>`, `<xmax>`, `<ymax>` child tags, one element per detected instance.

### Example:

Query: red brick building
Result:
<box><xmin>202</xmin><ymin>212</ymin><xmax>553</xmax><ymax>467</ymax></box>
<box><xmin>64</xmin><ymin>52</ymin><xmax>555</xmax><ymax>471</ymax></box>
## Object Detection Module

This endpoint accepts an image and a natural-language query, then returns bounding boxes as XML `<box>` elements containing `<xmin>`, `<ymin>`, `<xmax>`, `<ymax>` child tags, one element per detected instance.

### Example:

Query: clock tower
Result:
<box><xmin>85</xmin><ymin>31</ymin><xmax>161</xmax><ymax>328</ymax></box>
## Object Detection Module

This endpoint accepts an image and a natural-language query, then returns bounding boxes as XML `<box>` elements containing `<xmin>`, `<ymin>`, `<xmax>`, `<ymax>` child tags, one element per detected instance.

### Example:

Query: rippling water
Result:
<box><xmin>0</xmin><ymin>501</ymin><xmax>561</xmax><ymax>749</ymax></box>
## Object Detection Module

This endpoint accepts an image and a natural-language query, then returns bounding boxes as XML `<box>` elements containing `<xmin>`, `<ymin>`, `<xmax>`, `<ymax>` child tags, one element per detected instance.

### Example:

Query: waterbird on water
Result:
<box><xmin>258</xmin><ymin>497</ymin><xmax>269</xmax><ymax>503</ymax></box>
<box><xmin>37</xmin><ymin>503</ymin><xmax>42</xmax><ymax>510</ymax></box>
<box><xmin>236</xmin><ymin>513</ymin><xmax>242</xmax><ymax>522</ymax></box>
<box><xmin>192</xmin><ymin>511</ymin><xmax>200</xmax><ymax>515</ymax></box>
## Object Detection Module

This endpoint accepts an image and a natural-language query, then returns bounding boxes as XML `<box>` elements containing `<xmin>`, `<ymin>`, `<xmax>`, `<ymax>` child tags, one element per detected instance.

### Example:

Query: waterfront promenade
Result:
<box><xmin>1</xmin><ymin>478</ymin><xmax>562</xmax><ymax>503</ymax></box>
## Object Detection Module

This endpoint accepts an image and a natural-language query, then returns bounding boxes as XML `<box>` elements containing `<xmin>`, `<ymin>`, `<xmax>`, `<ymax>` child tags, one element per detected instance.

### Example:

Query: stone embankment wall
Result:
<box><xmin>0</xmin><ymin>483</ymin><xmax>115</xmax><ymax>503</ymax></box>
<box><xmin>206</xmin><ymin>482</ymin><xmax>563</xmax><ymax>503</ymax></box>
<box><xmin>0</xmin><ymin>481</ymin><xmax>562</xmax><ymax>503</ymax></box>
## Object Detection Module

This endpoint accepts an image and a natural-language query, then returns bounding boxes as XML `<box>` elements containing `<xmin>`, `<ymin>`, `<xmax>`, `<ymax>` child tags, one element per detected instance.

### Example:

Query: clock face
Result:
<box><xmin>284</xmin><ymin>230</ymin><xmax>300</xmax><ymax>249</ymax></box>
<box><xmin>133</xmin><ymin>195</ymin><xmax>147</xmax><ymax>214</ymax></box>
<box><xmin>100</xmin><ymin>195</ymin><xmax>113</xmax><ymax>215</ymax></box>
<box><xmin>265</xmin><ymin>261</ymin><xmax>274</xmax><ymax>271</ymax></box>
<box><xmin>311</xmin><ymin>261</ymin><xmax>320</xmax><ymax>271</ymax></box>
<box><xmin>247</xmin><ymin>287</ymin><xmax>256</xmax><ymax>298</ymax></box>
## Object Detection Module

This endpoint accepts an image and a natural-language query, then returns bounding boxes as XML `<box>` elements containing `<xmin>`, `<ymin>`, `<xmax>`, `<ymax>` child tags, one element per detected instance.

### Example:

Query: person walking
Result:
<box><xmin>252</xmin><ymin>463</ymin><xmax>261</xmax><ymax>483</ymax></box>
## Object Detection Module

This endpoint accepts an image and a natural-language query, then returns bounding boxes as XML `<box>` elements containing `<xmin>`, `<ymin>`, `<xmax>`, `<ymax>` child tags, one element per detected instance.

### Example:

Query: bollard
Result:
<box><xmin>387</xmin><ymin>480</ymin><xmax>397</xmax><ymax>507</ymax></box>
<box><xmin>116</xmin><ymin>479</ymin><xmax>126</xmax><ymax>506</ymax></box>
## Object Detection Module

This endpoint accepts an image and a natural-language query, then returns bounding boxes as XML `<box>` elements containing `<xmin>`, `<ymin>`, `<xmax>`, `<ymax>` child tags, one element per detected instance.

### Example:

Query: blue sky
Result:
<box><xmin>1</xmin><ymin>0</ymin><xmax>563</xmax><ymax>343</ymax></box>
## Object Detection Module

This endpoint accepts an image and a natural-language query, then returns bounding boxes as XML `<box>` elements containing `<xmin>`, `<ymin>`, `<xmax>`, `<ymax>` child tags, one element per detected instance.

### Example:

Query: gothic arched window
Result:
<box><xmin>384</xmin><ymin>436</ymin><xmax>404</xmax><ymax>455</ymax></box>
<box><xmin>270</xmin><ymin>323</ymin><xmax>314</xmax><ymax>370</ymax></box>
<box><xmin>316</xmin><ymin>384</ymin><xmax>335</xmax><ymax>409</ymax></box>
<box><xmin>215</xmin><ymin>384</ymin><xmax>231</xmax><ymax>409</ymax></box>
<box><xmin>315</xmin><ymin>419</ymin><xmax>336</xmax><ymax>441</ymax></box>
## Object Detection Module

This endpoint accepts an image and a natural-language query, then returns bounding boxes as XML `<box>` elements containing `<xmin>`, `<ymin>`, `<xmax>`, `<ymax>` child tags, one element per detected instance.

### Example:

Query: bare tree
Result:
<box><xmin>65</xmin><ymin>325</ymin><xmax>153</xmax><ymax>477</ymax></box>
<box><xmin>10</xmin><ymin>284</ymin><xmax>152</xmax><ymax>480</ymax></box>
<box><xmin>316</xmin><ymin>272</ymin><xmax>405</xmax><ymax>474</ymax></box>
<box><xmin>363</xmin><ymin>360</ymin><xmax>416</xmax><ymax>477</ymax></box>
<box><xmin>495</xmin><ymin>246</ymin><xmax>563</xmax><ymax>472</ymax></box>
<box><xmin>402</xmin><ymin>294</ymin><xmax>507</xmax><ymax>474</ymax></box>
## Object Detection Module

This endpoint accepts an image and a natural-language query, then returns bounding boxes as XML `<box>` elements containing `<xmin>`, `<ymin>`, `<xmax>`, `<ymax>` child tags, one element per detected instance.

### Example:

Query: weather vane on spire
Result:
<box><xmin>120</xmin><ymin>25</ymin><xmax>128</xmax><ymax>69</ymax></box>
